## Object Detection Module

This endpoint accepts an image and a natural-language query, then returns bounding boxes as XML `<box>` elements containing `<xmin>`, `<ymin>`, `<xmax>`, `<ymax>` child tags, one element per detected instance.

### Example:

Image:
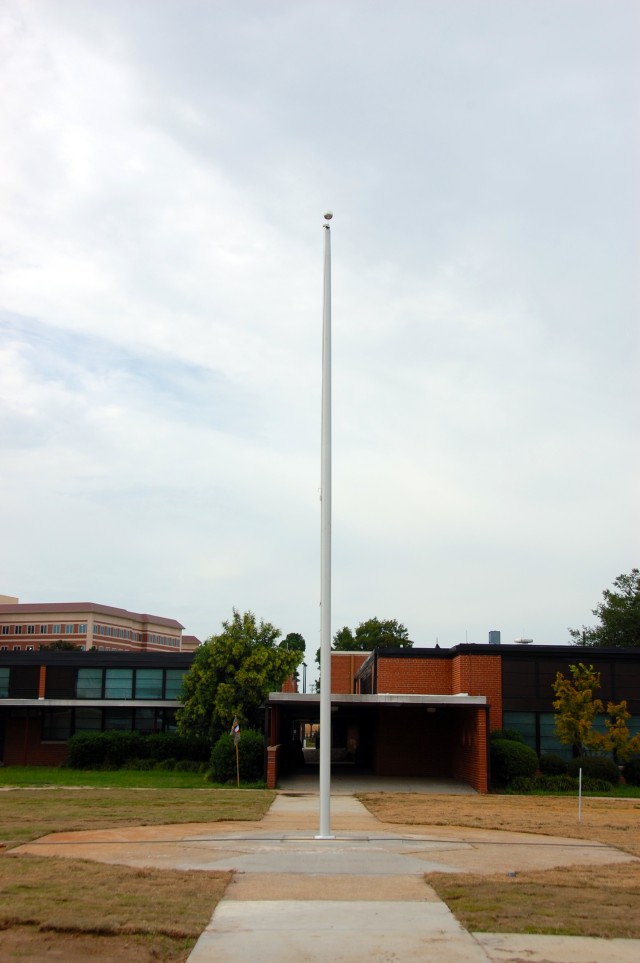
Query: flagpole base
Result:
<box><xmin>314</xmin><ymin>834</ymin><xmax>336</xmax><ymax>840</ymax></box>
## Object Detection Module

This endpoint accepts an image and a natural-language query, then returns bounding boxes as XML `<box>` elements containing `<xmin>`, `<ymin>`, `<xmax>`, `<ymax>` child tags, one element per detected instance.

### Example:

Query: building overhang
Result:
<box><xmin>268</xmin><ymin>693</ymin><xmax>486</xmax><ymax>707</ymax></box>
<box><xmin>0</xmin><ymin>699</ymin><xmax>181</xmax><ymax>709</ymax></box>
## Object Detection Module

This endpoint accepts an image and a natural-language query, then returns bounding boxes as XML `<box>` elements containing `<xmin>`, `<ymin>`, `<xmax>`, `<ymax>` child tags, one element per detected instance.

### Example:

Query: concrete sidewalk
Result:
<box><xmin>184</xmin><ymin>793</ymin><xmax>640</xmax><ymax>963</ymax></box>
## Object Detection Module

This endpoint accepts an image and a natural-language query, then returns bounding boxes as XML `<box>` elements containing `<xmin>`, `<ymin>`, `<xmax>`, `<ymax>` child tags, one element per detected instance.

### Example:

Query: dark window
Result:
<box><xmin>8</xmin><ymin>665</ymin><xmax>39</xmax><ymax>698</ymax></box>
<box><xmin>104</xmin><ymin>708</ymin><xmax>133</xmax><ymax>731</ymax></box>
<box><xmin>43</xmin><ymin>708</ymin><xmax>72</xmax><ymax>741</ymax></box>
<box><xmin>45</xmin><ymin>667</ymin><xmax>76</xmax><ymax>699</ymax></box>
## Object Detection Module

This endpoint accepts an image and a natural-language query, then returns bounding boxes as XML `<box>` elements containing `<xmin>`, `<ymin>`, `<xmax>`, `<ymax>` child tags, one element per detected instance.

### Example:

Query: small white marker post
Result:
<box><xmin>578</xmin><ymin>767</ymin><xmax>582</xmax><ymax>823</ymax></box>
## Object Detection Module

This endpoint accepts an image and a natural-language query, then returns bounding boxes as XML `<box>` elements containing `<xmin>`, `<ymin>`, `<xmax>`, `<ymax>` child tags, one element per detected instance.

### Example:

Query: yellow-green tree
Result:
<box><xmin>552</xmin><ymin>663</ymin><xmax>640</xmax><ymax>760</ymax></box>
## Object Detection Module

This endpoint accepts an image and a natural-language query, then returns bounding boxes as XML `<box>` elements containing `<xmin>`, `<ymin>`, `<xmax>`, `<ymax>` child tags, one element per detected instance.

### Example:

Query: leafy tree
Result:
<box><xmin>552</xmin><ymin>663</ymin><xmax>604</xmax><ymax>754</ymax></box>
<box><xmin>176</xmin><ymin>609</ymin><xmax>300</xmax><ymax>742</ymax></box>
<box><xmin>333</xmin><ymin>618</ymin><xmax>412</xmax><ymax>652</ymax></box>
<box><xmin>315</xmin><ymin>617</ymin><xmax>412</xmax><ymax>672</ymax></box>
<box><xmin>552</xmin><ymin>662</ymin><xmax>640</xmax><ymax>761</ymax></box>
<box><xmin>281</xmin><ymin>632</ymin><xmax>306</xmax><ymax>654</ymax></box>
<box><xmin>570</xmin><ymin>568</ymin><xmax>640</xmax><ymax>647</ymax></box>
<box><xmin>281</xmin><ymin>632</ymin><xmax>306</xmax><ymax>684</ymax></box>
<box><xmin>39</xmin><ymin>640</ymin><xmax>80</xmax><ymax>651</ymax></box>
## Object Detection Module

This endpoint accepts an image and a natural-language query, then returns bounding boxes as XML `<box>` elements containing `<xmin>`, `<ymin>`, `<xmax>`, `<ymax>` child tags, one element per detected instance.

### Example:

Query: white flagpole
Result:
<box><xmin>317</xmin><ymin>211</ymin><xmax>334</xmax><ymax>839</ymax></box>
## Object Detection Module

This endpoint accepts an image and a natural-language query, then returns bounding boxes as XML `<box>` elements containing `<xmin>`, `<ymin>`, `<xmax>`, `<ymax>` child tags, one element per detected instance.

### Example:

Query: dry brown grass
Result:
<box><xmin>357</xmin><ymin>791</ymin><xmax>640</xmax><ymax>856</ymax></box>
<box><xmin>0</xmin><ymin>787</ymin><xmax>274</xmax><ymax>848</ymax></box>
<box><xmin>427</xmin><ymin>862</ymin><xmax>640</xmax><ymax>938</ymax></box>
<box><xmin>358</xmin><ymin>792</ymin><xmax>640</xmax><ymax>939</ymax></box>
<box><xmin>0</xmin><ymin>853</ymin><xmax>230</xmax><ymax>963</ymax></box>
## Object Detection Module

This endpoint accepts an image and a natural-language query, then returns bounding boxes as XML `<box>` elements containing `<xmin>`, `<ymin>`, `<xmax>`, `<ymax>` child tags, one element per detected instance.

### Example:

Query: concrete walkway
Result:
<box><xmin>189</xmin><ymin>793</ymin><xmax>639</xmax><ymax>963</ymax></box>
<box><xmin>18</xmin><ymin>791</ymin><xmax>640</xmax><ymax>962</ymax></box>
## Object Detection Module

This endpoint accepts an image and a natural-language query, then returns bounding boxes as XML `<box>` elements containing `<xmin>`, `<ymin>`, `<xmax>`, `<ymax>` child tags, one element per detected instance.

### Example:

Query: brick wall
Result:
<box><xmin>376</xmin><ymin>657</ymin><xmax>452</xmax><ymax>694</ymax></box>
<box><xmin>452</xmin><ymin>654</ymin><xmax>502</xmax><ymax>730</ymax></box>
<box><xmin>330</xmin><ymin>653</ymin><xmax>368</xmax><ymax>694</ymax></box>
<box><xmin>371</xmin><ymin>704</ymin><xmax>489</xmax><ymax>792</ymax></box>
<box><xmin>450</xmin><ymin>707</ymin><xmax>489</xmax><ymax>793</ymax></box>
<box><xmin>3</xmin><ymin>715</ymin><xmax>68</xmax><ymax>766</ymax></box>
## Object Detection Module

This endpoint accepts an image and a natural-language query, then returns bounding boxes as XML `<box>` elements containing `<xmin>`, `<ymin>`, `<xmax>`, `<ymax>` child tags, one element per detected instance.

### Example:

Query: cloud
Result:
<box><xmin>0</xmin><ymin>1</ymin><xmax>637</xmax><ymax>673</ymax></box>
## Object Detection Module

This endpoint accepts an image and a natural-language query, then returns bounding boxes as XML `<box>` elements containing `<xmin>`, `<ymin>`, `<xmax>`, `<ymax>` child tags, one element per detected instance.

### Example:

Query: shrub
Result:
<box><xmin>490</xmin><ymin>728</ymin><xmax>525</xmax><ymax>744</ymax></box>
<box><xmin>508</xmin><ymin>773</ymin><xmax>612</xmax><ymax>794</ymax></box>
<box><xmin>210</xmin><ymin>729</ymin><xmax>265</xmax><ymax>784</ymax></box>
<box><xmin>623</xmin><ymin>757</ymin><xmax>640</xmax><ymax>786</ymax></box>
<box><xmin>567</xmin><ymin>755</ymin><xmax>620</xmax><ymax>785</ymax></box>
<box><xmin>490</xmin><ymin>738</ymin><xmax>538</xmax><ymax>786</ymax></box>
<box><xmin>539</xmin><ymin>753</ymin><xmax>568</xmax><ymax>776</ymax></box>
<box><xmin>65</xmin><ymin>730</ymin><xmax>210</xmax><ymax>769</ymax></box>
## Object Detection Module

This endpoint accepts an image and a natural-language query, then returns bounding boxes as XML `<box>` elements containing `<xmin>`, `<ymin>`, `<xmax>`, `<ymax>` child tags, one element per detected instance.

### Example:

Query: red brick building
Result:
<box><xmin>2</xmin><ymin>643</ymin><xmax>639</xmax><ymax>789</ymax></box>
<box><xmin>266</xmin><ymin>644</ymin><xmax>640</xmax><ymax>793</ymax></box>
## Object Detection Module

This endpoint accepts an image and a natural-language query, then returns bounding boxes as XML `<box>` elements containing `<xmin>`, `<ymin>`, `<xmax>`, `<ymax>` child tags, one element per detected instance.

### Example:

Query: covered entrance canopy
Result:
<box><xmin>266</xmin><ymin>692</ymin><xmax>490</xmax><ymax>793</ymax></box>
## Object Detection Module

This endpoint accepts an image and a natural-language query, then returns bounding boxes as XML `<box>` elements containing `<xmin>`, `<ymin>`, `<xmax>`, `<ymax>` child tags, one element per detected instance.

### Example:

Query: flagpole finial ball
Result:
<box><xmin>324</xmin><ymin>211</ymin><xmax>333</xmax><ymax>220</ymax></box>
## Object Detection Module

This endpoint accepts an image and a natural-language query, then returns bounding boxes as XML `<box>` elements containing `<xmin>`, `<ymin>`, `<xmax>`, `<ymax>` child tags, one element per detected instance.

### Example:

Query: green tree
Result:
<box><xmin>280</xmin><ymin>632</ymin><xmax>306</xmax><ymax>656</ymax></box>
<box><xmin>552</xmin><ymin>662</ymin><xmax>640</xmax><ymax>761</ymax></box>
<box><xmin>315</xmin><ymin>618</ymin><xmax>412</xmax><ymax>671</ymax></box>
<box><xmin>176</xmin><ymin>609</ymin><xmax>300</xmax><ymax>742</ymax></box>
<box><xmin>570</xmin><ymin>568</ymin><xmax>640</xmax><ymax>647</ymax></box>
<box><xmin>39</xmin><ymin>640</ymin><xmax>80</xmax><ymax>651</ymax></box>
<box><xmin>281</xmin><ymin>632</ymin><xmax>306</xmax><ymax>684</ymax></box>
<box><xmin>330</xmin><ymin>618</ymin><xmax>412</xmax><ymax>652</ymax></box>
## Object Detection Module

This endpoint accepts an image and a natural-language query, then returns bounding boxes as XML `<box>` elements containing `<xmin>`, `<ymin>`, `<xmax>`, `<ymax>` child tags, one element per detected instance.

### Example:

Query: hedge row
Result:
<box><xmin>65</xmin><ymin>731</ymin><xmax>210</xmax><ymax>769</ymax></box>
<box><xmin>509</xmin><ymin>773</ymin><xmax>613</xmax><ymax>793</ymax></box>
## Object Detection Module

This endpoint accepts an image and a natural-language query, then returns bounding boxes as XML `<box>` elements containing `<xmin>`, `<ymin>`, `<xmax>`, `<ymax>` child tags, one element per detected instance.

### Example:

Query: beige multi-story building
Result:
<box><xmin>0</xmin><ymin>599</ymin><xmax>199</xmax><ymax>653</ymax></box>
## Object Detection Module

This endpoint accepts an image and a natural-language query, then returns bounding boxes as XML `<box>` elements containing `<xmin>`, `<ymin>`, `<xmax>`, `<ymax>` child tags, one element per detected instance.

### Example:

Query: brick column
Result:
<box><xmin>266</xmin><ymin>744</ymin><xmax>280</xmax><ymax>789</ymax></box>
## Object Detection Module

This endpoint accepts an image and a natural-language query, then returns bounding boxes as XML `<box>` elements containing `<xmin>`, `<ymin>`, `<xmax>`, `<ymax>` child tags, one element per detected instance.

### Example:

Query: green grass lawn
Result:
<box><xmin>0</xmin><ymin>765</ymin><xmax>266</xmax><ymax>790</ymax></box>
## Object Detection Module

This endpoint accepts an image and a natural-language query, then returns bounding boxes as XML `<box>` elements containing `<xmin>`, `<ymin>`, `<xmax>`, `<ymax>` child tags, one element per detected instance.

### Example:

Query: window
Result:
<box><xmin>75</xmin><ymin>707</ymin><xmax>103</xmax><ymax>732</ymax></box>
<box><xmin>27</xmin><ymin>625</ymin><xmax>35</xmax><ymax>634</ymax></box>
<box><xmin>0</xmin><ymin>646</ymin><xmax>7</xmax><ymax>652</ymax></box>
<box><xmin>78</xmin><ymin>624</ymin><xmax>86</xmax><ymax>633</ymax></box>
<box><xmin>76</xmin><ymin>668</ymin><xmax>103</xmax><ymax>699</ymax></box>
<box><xmin>1</xmin><ymin>626</ymin><xmax>9</xmax><ymax>635</ymax></box>
<box><xmin>104</xmin><ymin>708</ymin><xmax>133</xmax><ymax>731</ymax></box>
<box><xmin>134</xmin><ymin>708</ymin><xmax>162</xmax><ymax>732</ymax></box>
<box><xmin>53</xmin><ymin>625</ymin><xmax>60</xmax><ymax>634</ymax></box>
<box><xmin>502</xmin><ymin>711</ymin><xmax>536</xmax><ymax>749</ymax></box>
<box><xmin>43</xmin><ymin>708</ymin><xmax>72</xmax><ymax>741</ymax></box>
<box><xmin>26</xmin><ymin>645</ymin><xmax>34</xmax><ymax>651</ymax></box>
<box><xmin>39</xmin><ymin>625</ymin><xmax>48</xmax><ymax>634</ymax></box>
<box><xmin>539</xmin><ymin>712</ymin><xmax>572</xmax><ymax>759</ymax></box>
<box><xmin>0</xmin><ymin>667</ymin><xmax>9</xmax><ymax>698</ymax></box>
<box><xmin>15</xmin><ymin>625</ymin><xmax>22</xmax><ymax>635</ymax></box>
<box><xmin>163</xmin><ymin>709</ymin><xmax>178</xmax><ymax>732</ymax></box>
<box><xmin>165</xmin><ymin>669</ymin><xmax>186</xmax><ymax>699</ymax></box>
<box><xmin>65</xmin><ymin>624</ymin><xmax>74</xmax><ymax>634</ymax></box>
<box><xmin>105</xmin><ymin>668</ymin><xmax>133</xmax><ymax>699</ymax></box>
<box><xmin>13</xmin><ymin>645</ymin><xmax>20</xmax><ymax>651</ymax></box>
<box><xmin>135</xmin><ymin>668</ymin><xmax>163</xmax><ymax>699</ymax></box>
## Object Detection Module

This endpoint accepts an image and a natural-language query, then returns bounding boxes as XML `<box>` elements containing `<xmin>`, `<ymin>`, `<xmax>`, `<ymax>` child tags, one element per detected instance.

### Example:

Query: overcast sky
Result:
<box><xmin>1</xmin><ymin>0</ymin><xmax>638</xmax><ymax>678</ymax></box>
